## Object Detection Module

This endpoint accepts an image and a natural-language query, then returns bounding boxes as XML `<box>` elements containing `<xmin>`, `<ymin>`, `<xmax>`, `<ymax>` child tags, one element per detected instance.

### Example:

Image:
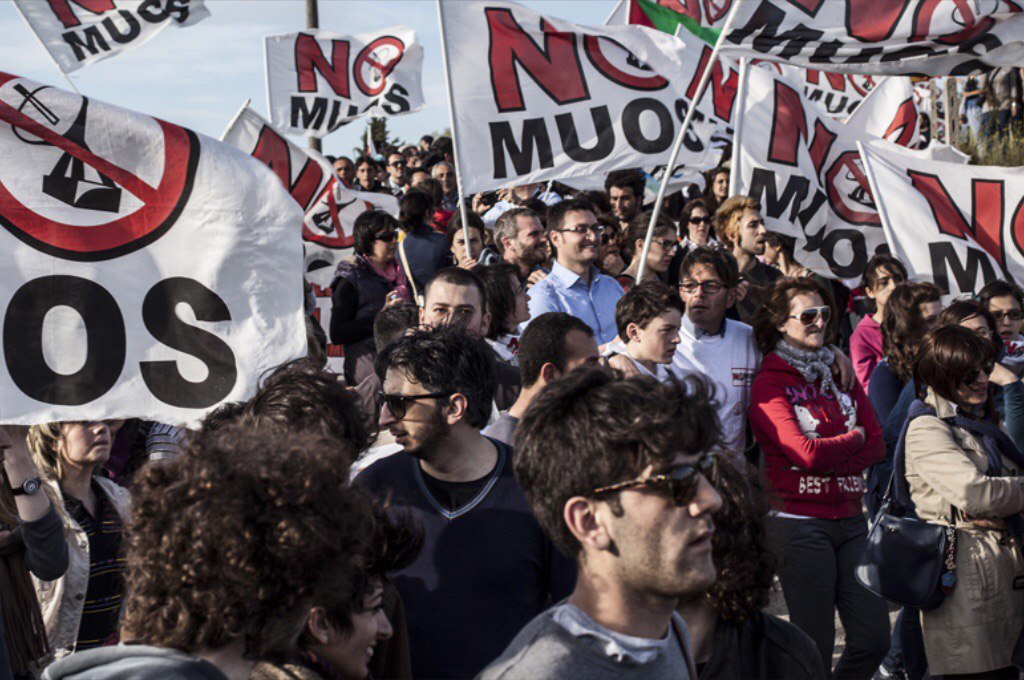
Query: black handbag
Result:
<box><xmin>855</xmin><ymin>400</ymin><xmax>957</xmax><ymax>611</ymax></box>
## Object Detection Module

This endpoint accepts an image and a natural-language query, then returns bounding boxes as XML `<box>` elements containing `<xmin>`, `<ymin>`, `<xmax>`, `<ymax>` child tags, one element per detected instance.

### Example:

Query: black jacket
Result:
<box><xmin>698</xmin><ymin>611</ymin><xmax>824</xmax><ymax>680</ymax></box>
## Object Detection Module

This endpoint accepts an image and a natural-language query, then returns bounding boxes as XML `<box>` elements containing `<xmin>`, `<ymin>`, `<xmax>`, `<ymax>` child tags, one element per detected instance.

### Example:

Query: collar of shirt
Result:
<box><xmin>552</xmin><ymin>603</ymin><xmax>671</xmax><ymax>665</ymax></box>
<box><xmin>682</xmin><ymin>312</ymin><xmax>726</xmax><ymax>340</ymax></box>
<box><xmin>549</xmin><ymin>260</ymin><xmax>601</xmax><ymax>290</ymax></box>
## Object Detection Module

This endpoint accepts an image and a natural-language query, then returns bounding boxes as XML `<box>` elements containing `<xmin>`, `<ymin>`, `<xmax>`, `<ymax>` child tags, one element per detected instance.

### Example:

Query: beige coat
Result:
<box><xmin>905</xmin><ymin>388</ymin><xmax>1024</xmax><ymax>675</ymax></box>
<box><xmin>31</xmin><ymin>476</ymin><xmax>131</xmax><ymax>662</ymax></box>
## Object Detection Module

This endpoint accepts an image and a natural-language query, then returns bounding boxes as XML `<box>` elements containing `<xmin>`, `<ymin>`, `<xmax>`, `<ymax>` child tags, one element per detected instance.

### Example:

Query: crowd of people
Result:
<box><xmin>3</xmin><ymin>133</ymin><xmax>1024</xmax><ymax>680</ymax></box>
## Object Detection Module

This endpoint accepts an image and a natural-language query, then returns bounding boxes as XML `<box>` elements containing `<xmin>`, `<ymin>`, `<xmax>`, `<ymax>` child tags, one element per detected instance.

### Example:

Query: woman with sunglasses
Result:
<box><xmin>615</xmin><ymin>211</ymin><xmax>678</xmax><ymax>292</ymax></box>
<box><xmin>667</xmin><ymin>198</ymin><xmax>718</xmax><ymax>288</ymax></box>
<box><xmin>750</xmin><ymin>277</ymin><xmax>889</xmax><ymax>679</ymax></box>
<box><xmin>330</xmin><ymin>210</ymin><xmax>411</xmax><ymax>386</ymax></box>
<box><xmin>903</xmin><ymin>325</ymin><xmax>1024</xmax><ymax>679</ymax></box>
<box><xmin>980</xmin><ymin>280</ymin><xmax>1024</xmax><ymax>376</ymax></box>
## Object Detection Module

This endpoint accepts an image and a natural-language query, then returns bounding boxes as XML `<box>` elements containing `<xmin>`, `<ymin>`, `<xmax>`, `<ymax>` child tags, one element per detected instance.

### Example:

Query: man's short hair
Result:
<box><xmin>121</xmin><ymin>423</ymin><xmax>371</xmax><ymax>659</ymax></box>
<box><xmin>604</xmin><ymin>168</ymin><xmax>646</xmax><ymax>199</ymax></box>
<box><xmin>518</xmin><ymin>312</ymin><xmax>594</xmax><ymax>388</ymax></box>
<box><xmin>546</xmin><ymin>197</ymin><xmax>596</xmax><ymax>233</ymax></box>
<box><xmin>493</xmin><ymin>207</ymin><xmax>541</xmax><ymax>255</ymax></box>
<box><xmin>515</xmin><ymin>368</ymin><xmax>721</xmax><ymax>556</ymax></box>
<box><xmin>680</xmin><ymin>246</ymin><xmax>741</xmax><ymax>288</ymax></box>
<box><xmin>423</xmin><ymin>266</ymin><xmax>488</xmax><ymax>313</ymax></box>
<box><xmin>614</xmin><ymin>281</ymin><xmax>685</xmax><ymax>338</ymax></box>
<box><xmin>374</xmin><ymin>302</ymin><xmax>420</xmax><ymax>351</ymax></box>
<box><xmin>245</xmin><ymin>359</ymin><xmax>374</xmax><ymax>454</ymax></box>
<box><xmin>374</xmin><ymin>327</ymin><xmax>497</xmax><ymax>430</ymax></box>
<box><xmin>355</xmin><ymin>155</ymin><xmax>378</xmax><ymax>170</ymax></box>
<box><xmin>420</xmin><ymin>134</ymin><xmax>434</xmax><ymax>146</ymax></box>
<box><xmin>714</xmin><ymin>196</ymin><xmax>760</xmax><ymax>246</ymax></box>
<box><xmin>764</xmin><ymin>231</ymin><xmax>796</xmax><ymax>260</ymax></box>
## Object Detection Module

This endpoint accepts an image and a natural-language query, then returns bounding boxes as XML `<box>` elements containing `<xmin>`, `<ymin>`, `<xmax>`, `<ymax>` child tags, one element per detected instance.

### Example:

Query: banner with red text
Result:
<box><xmin>721</xmin><ymin>0</ymin><xmax>1024</xmax><ymax>76</ymax></box>
<box><xmin>441</xmin><ymin>0</ymin><xmax>727</xmax><ymax>194</ymax></box>
<box><xmin>265</xmin><ymin>26</ymin><xmax>425</xmax><ymax>138</ymax></box>
<box><xmin>15</xmin><ymin>0</ymin><xmax>210</xmax><ymax>73</ymax></box>
<box><xmin>0</xmin><ymin>73</ymin><xmax>304</xmax><ymax>424</ymax></box>
<box><xmin>860</xmin><ymin>139</ymin><xmax>1024</xmax><ymax>300</ymax></box>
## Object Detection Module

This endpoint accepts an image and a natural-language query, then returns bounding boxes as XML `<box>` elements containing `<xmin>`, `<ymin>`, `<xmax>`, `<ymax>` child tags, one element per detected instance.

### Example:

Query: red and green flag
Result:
<box><xmin>627</xmin><ymin>0</ymin><xmax>719</xmax><ymax>46</ymax></box>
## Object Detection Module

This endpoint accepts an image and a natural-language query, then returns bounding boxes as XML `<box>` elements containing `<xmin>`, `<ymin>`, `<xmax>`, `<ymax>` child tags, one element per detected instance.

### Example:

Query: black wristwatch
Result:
<box><xmin>11</xmin><ymin>477</ymin><xmax>41</xmax><ymax>497</ymax></box>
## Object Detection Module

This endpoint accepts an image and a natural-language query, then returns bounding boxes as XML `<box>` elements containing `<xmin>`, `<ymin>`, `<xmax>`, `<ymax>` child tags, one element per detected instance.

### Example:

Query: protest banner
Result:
<box><xmin>720</xmin><ymin>0</ymin><xmax>1024</xmax><ymax>75</ymax></box>
<box><xmin>860</xmin><ymin>138</ymin><xmax>1024</xmax><ymax>300</ymax></box>
<box><xmin>14</xmin><ymin>0</ymin><xmax>210</xmax><ymax>74</ymax></box>
<box><xmin>0</xmin><ymin>72</ymin><xmax>305</xmax><ymax>425</ymax></box>
<box><xmin>438</xmin><ymin>0</ymin><xmax>725</xmax><ymax>195</ymax></box>
<box><xmin>846</xmin><ymin>76</ymin><xmax>920</xmax><ymax>146</ymax></box>
<box><xmin>265</xmin><ymin>26</ymin><xmax>425</xmax><ymax>138</ymax></box>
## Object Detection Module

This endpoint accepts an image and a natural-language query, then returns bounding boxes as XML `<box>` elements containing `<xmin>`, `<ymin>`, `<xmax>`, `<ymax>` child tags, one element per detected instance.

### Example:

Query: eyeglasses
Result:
<box><xmin>964</xmin><ymin>362</ymin><xmax>996</xmax><ymax>386</ymax></box>
<box><xmin>389</xmin><ymin>160</ymin><xmax>406</xmax><ymax>167</ymax></box>
<box><xmin>652</xmin><ymin>238</ymin><xmax>678</xmax><ymax>252</ymax></box>
<box><xmin>688</xmin><ymin>216</ymin><xmax>710</xmax><ymax>225</ymax></box>
<box><xmin>557</xmin><ymin>224</ymin><xmax>606</xmax><ymax>237</ymax></box>
<box><xmin>790</xmin><ymin>306</ymin><xmax>831</xmax><ymax>326</ymax></box>
<box><xmin>679</xmin><ymin>280</ymin><xmax>727</xmax><ymax>295</ymax></box>
<box><xmin>378</xmin><ymin>391</ymin><xmax>451</xmax><ymax>419</ymax></box>
<box><xmin>375</xmin><ymin>231</ymin><xmax>398</xmax><ymax>243</ymax></box>
<box><xmin>972</xmin><ymin>326</ymin><xmax>993</xmax><ymax>339</ymax></box>
<box><xmin>591</xmin><ymin>454</ymin><xmax>717</xmax><ymax>506</ymax></box>
<box><xmin>992</xmin><ymin>309</ymin><xmax>1024</xmax><ymax>323</ymax></box>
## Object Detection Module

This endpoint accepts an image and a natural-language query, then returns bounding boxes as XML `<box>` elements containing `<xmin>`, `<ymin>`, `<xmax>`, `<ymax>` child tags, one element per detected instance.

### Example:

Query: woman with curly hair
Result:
<box><xmin>41</xmin><ymin>422</ymin><xmax>372</xmax><ymax>680</ymax></box>
<box><xmin>253</xmin><ymin>501</ymin><xmax>424</xmax><ymax>680</ymax></box>
<box><xmin>678</xmin><ymin>458</ymin><xmax>823</xmax><ymax>679</ymax></box>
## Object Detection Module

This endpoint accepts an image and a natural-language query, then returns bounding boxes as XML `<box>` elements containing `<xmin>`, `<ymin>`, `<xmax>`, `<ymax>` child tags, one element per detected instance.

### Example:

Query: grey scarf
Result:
<box><xmin>774</xmin><ymin>340</ymin><xmax>855</xmax><ymax>418</ymax></box>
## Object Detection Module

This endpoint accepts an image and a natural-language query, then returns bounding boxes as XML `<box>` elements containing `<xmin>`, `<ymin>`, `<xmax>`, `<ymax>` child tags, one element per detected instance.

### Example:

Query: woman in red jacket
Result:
<box><xmin>750</xmin><ymin>277</ymin><xmax>889</xmax><ymax>680</ymax></box>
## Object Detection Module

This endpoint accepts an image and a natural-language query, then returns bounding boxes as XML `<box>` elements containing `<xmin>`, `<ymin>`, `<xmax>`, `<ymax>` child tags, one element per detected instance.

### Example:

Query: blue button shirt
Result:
<box><xmin>527</xmin><ymin>261</ymin><xmax>624</xmax><ymax>344</ymax></box>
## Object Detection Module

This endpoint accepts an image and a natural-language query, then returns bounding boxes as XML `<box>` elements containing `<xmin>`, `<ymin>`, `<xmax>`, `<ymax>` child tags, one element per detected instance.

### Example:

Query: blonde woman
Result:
<box><xmin>28</xmin><ymin>421</ymin><xmax>129</xmax><ymax>661</ymax></box>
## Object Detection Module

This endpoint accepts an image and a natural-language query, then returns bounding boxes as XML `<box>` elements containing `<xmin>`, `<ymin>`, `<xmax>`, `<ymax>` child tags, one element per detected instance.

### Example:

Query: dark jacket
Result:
<box><xmin>698</xmin><ymin>611</ymin><xmax>825</xmax><ymax>679</ymax></box>
<box><xmin>330</xmin><ymin>257</ymin><xmax>393</xmax><ymax>385</ymax></box>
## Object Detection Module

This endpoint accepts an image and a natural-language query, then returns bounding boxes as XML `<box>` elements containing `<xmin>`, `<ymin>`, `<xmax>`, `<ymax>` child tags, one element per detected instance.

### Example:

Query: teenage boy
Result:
<box><xmin>606</xmin><ymin>283</ymin><xmax>684</xmax><ymax>381</ymax></box>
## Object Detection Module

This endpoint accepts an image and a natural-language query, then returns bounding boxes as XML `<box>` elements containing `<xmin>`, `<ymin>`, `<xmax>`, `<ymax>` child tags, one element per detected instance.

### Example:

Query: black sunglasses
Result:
<box><xmin>964</xmin><ymin>362</ymin><xmax>995</xmax><ymax>386</ymax></box>
<box><xmin>591</xmin><ymin>454</ymin><xmax>717</xmax><ymax>506</ymax></box>
<box><xmin>378</xmin><ymin>391</ymin><xmax>452</xmax><ymax>419</ymax></box>
<box><xmin>993</xmin><ymin>309</ymin><xmax>1024</xmax><ymax>322</ymax></box>
<box><xmin>375</xmin><ymin>231</ymin><xmax>398</xmax><ymax>243</ymax></box>
<box><xmin>688</xmin><ymin>216</ymin><xmax>710</xmax><ymax>225</ymax></box>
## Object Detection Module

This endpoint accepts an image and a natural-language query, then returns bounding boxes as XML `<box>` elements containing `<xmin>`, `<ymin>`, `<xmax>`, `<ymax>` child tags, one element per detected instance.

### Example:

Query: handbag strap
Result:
<box><xmin>888</xmin><ymin>399</ymin><xmax>935</xmax><ymax>512</ymax></box>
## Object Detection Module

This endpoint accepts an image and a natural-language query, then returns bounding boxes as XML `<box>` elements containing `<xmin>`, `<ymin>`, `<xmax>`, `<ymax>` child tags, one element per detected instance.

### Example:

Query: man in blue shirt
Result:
<box><xmin>527</xmin><ymin>198</ymin><xmax>624</xmax><ymax>345</ymax></box>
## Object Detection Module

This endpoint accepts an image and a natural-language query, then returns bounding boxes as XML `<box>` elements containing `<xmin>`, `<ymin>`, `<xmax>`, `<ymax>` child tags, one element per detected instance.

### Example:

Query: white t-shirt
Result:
<box><xmin>673</xmin><ymin>317</ymin><xmax>761</xmax><ymax>462</ymax></box>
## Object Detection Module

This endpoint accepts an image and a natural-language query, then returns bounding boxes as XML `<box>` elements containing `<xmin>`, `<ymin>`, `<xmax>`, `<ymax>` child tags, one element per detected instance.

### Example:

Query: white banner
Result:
<box><xmin>0</xmin><ymin>72</ymin><xmax>305</xmax><ymax>425</ymax></box>
<box><xmin>265</xmin><ymin>26</ymin><xmax>425</xmax><ymax>138</ymax></box>
<box><xmin>846</xmin><ymin>76</ymin><xmax>920</xmax><ymax>146</ymax></box>
<box><xmin>15</xmin><ymin>0</ymin><xmax>210</xmax><ymax>74</ymax></box>
<box><xmin>441</xmin><ymin>0</ymin><xmax>725</xmax><ymax>194</ymax></box>
<box><xmin>721</xmin><ymin>0</ymin><xmax>1024</xmax><ymax>76</ymax></box>
<box><xmin>860</xmin><ymin>139</ymin><xmax>1024</xmax><ymax>300</ymax></box>
<box><xmin>221</xmin><ymin>105</ymin><xmax>397</xmax><ymax>286</ymax></box>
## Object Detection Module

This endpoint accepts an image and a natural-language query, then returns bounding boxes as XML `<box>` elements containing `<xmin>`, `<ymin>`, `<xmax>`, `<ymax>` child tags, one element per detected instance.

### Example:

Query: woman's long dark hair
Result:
<box><xmin>881</xmin><ymin>282</ymin><xmax>942</xmax><ymax>384</ymax></box>
<box><xmin>472</xmin><ymin>263</ymin><xmax>520</xmax><ymax>339</ymax></box>
<box><xmin>914</xmin><ymin>325</ymin><xmax>999</xmax><ymax>422</ymax></box>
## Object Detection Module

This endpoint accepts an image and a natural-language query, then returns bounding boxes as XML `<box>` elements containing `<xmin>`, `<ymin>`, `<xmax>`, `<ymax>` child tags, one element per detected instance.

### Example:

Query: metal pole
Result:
<box><xmin>306</xmin><ymin>0</ymin><xmax>322</xmax><ymax>153</ymax></box>
<box><xmin>636</xmin><ymin>2</ymin><xmax>741</xmax><ymax>282</ymax></box>
<box><xmin>436</xmin><ymin>0</ymin><xmax>472</xmax><ymax>257</ymax></box>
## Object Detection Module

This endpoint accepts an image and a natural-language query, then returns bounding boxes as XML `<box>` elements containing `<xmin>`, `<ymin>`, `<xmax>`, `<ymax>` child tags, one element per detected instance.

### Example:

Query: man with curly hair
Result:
<box><xmin>41</xmin><ymin>423</ymin><xmax>371</xmax><ymax>680</ymax></box>
<box><xmin>482</xmin><ymin>369</ymin><xmax>722</xmax><ymax>679</ymax></box>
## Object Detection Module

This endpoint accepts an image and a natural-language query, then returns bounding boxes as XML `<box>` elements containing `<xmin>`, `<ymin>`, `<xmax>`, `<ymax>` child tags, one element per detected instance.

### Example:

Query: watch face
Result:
<box><xmin>23</xmin><ymin>478</ymin><xmax>40</xmax><ymax>495</ymax></box>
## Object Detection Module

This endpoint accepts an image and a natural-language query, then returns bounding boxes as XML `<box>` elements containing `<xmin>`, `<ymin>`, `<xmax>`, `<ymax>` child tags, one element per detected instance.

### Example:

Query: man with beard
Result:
<box><xmin>354</xmin><ymin>328</ymin><xmax>574</xmax><ymax>679</ymax></box>
<box><xmin>715</xmin><ymin>197</ymin><xmax>778</xmax><ymax>324</ymax></box>
<box><xmin>493</xmin><ymin>208</ymin><xmax>549</xmax><ymax>285</ymax></box>
<box><xmin>527</xmin><ymin>199</ymin><xmax>624</xmax><ymax>345</ymax></box>
<box><xmin>482</xmin><ymin>368</ymin><xmax>722</xmax><ymax>679</ymax></box>
<box><xmin>333</xmin><ymin>155</ymin><xmax>355</xmax><ymax>188</ymax></box>
<box><xmin>605</xmin><ymin>168</ymin><xmax>645</xmax><ymax>232</ymax></box>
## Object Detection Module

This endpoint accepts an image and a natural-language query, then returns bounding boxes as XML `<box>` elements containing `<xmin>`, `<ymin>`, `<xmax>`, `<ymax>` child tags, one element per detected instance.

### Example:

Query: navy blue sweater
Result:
<box><xmin>353</xmin><ymin>439</ymin><xmax>575</xmax><ymax>679</ymax></box>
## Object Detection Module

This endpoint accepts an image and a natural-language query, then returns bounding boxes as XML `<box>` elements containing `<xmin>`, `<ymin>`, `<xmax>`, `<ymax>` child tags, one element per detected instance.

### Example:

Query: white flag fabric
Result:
<box><xmin>731</xmin><ymin>64</ymin><xmax>893</xmax><ymax>280</ymax></box>
<box><xmin>860</xmin><ymin>139</ymin><xmax>1024</xmax><ymax>300</ymax></box>
<box><xmin>440</xmin><ymin>0</ymin><xmax>725</xmax><ymax>194</ymax></box>
<box><xmin>846</xmin><ymin>77</ymin><xmax>920</xmax><ymax>146</ymax></box>
<box><xmin>0</xmin><ymin>72</ymin><xmax>305</xmax><ymax>425</ymax></box>
<box><xmin>265</xmin><ymin>27</ymin><xmax>425</xmax><ymax>138</ymax></box>
<box><xmin>220</xmin><ymin>104</ymin><xmax>397</xmax><ymax>287</ymax></box>
<box><xmin>721</xmin><ymin>0</ymin><xmax>1024</xmax><ymax>75</ymax></box>
<box><xmin>15</xmin><ymin>0</ymin><xmax>210</xmax><ymax>74</ymax></box>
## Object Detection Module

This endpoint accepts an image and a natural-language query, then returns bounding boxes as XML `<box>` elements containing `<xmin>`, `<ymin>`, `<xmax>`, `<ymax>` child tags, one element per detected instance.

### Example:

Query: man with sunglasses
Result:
<box><xmin>385</xmin><ymin>152</ymin><xmax>407</xmax><ymax>197</ymax></box>
<box><xmin>354</xmin><ymin>327</ymin><xmax>573</xmax><ymax>679</ymax></box>
<box><xmin>527</xmin><ymin>198</ymin><xmax>624</xmax><ymax>345</ymax></box>
<box><xmin>674</xmin><ymin>247</ymin><xmax>761</xmax><ymax>466</ymax></box>
<box><xmin>483</xmin><ymin>369</ymin><xmax>721</xmax><ymax>679</ymax></box>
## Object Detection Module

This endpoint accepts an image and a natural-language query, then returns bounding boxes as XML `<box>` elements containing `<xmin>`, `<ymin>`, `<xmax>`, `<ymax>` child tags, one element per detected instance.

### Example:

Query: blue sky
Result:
<box><xmin>2</xmin><ymin>0</ymin><xmax>619</xmax><ymax>157</ymax></box>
